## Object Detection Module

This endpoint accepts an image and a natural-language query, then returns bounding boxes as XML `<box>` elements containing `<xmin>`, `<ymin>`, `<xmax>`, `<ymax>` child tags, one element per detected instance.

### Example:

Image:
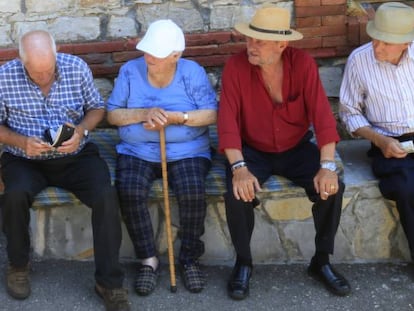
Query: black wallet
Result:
<box><xmin>44</xmin><ymin>124</ymin><xmax>75</xmax><ymax>147</ymax></box>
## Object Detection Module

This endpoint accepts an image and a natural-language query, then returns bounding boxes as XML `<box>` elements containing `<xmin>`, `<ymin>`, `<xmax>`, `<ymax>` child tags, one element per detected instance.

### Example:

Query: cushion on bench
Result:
<box><xmin>31</xmin><ymin>127</ymin><xmax>343</xmax><ymax>209</ymax></box>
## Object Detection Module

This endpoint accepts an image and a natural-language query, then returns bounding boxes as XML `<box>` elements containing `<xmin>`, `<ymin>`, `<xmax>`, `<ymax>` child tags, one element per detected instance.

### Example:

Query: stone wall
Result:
<box><xmin>0</xmin><ymin>0</ymin><xmax>380</xmax><ymax>107</ymax></box>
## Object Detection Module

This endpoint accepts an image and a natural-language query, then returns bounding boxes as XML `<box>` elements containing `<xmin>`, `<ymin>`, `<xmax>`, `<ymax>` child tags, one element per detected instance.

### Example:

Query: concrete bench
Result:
<box><xmin>27</xmin><ymin>129</ymin><xmax>410</xmax><ymax>265</ymax></box>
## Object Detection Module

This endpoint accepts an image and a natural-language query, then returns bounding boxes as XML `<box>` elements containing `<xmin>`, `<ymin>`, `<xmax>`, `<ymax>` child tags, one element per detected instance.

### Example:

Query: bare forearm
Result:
<box><xmin>74</xmin><ymin>108</ymin><xmax>105</xmax><ymax>136</ymax></box>
<box><xmin>0</xmin><ymin>125</ymin><xmax>28</xmax><ymax>149</ymax></box>
<box><xmin>354</xmin><ymin>126</ymin><xmax>381</xmax><ymax>145</ymax></box>
<box><xmin>107</xmin><ymin>108</ymin><xmax>149</xmax><ymax>126</ymax></box>
<box><xmin>320</xmin><ymin>142</ymin><xmax>336</xmax><ymax>161</ymax></box>
<box><xmin>80</xmin><ymin>109</ymin><xmax>104</xmax><ymax>130</ymax></box>
<box><xmin>224</xmin><ymin>148</ymin><xmax>244</xmax><ymax>164</ymax></box>
<box><xmin>182</xmin><ymin>109</ymin><xmax>216</xmax><ymax>127</ymax></box>
<box><xmin>108</xmin><ymin>108</ymin><xmax>216</xmax><ymax>127</ymax></box>
<box><xmin>354</xmin><ymin>126</ymin><xmax>406</xmax><ymax>158</ymax></box>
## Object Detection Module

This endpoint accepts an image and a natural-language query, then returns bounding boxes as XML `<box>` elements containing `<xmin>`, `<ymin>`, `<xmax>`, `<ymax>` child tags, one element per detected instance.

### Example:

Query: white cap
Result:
<box><xmin>136</xmin><ymin>19</ymin><xmax>185</xmax><ymax>58</ymax></box>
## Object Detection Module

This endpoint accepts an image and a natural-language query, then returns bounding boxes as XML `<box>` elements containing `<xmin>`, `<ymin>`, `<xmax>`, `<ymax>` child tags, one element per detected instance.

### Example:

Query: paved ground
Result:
<box><xmin>0</xmin><ymin>231</ymin><xmax>413</xmax><ymax>311</ymax></box>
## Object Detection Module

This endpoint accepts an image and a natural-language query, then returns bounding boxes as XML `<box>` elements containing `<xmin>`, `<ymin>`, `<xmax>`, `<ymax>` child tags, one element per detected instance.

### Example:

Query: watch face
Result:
<box><xmin>321</xmin><ymin>162</ymin><xmax>336</xmax><ymax>171</ymax></box>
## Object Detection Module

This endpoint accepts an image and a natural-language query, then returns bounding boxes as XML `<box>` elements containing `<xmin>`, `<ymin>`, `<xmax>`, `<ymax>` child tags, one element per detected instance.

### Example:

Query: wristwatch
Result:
<box><xmin>83</xmin><ymin>128</ymin><xmax>89</xmax><ymax>138</ymax></box>
<box><xmin>182</xmin><ymin>112</ymin><xmax>189</xmax><ymax>124</ymax></box>
<box><xmin>320</xmin><ymin>160</ymin><xmax>337</xmax><ymax>172</ymax></box>
<box><xmin>78</xmin><ymin>125</ymin><xmax>89</xmax><ymax>138</ymax></box>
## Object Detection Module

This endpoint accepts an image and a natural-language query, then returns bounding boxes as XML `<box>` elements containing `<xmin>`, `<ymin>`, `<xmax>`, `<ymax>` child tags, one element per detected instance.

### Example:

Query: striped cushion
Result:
<box><xmin>32</xmin><ymin>127</ymin><xmax>343</xmax><ymax>208</ymax></box>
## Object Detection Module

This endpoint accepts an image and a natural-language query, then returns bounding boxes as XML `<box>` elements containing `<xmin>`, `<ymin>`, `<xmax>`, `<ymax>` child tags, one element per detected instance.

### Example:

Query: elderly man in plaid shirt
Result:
<box><xmin>0</xmin><ymin>30</ymin><xmax>129</xmax><ymax>311</ymax></box>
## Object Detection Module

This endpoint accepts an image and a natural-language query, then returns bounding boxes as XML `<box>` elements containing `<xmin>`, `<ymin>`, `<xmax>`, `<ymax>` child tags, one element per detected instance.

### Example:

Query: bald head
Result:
<box><xmin>19</xmin><ymin>30</ymin><xmax>57</xmax><ymax>88</ymax></box>
<box><xmin>19</xmin><ymin>30</ymin><xmax>57</xmax><ymax>65</ymax></box>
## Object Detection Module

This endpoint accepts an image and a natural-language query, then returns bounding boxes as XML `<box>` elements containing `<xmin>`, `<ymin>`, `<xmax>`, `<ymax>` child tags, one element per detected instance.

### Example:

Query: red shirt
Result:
<box><xmin>218</xmin><ymin>47</ymin><xmax>339</xmax><ymax>153</ymax></box>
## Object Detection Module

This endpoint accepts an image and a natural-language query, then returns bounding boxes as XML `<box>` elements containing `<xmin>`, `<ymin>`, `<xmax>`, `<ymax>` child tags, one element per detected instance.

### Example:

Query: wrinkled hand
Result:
<box><xmin>376</xmin><ymin>136</ymin><xmax>407</xmax><ymax>158</ymax></box>
<box><xmin>143</xmin><ymin>108</ymin><xmax>169</xmax><ymax>131</ymax></box>
<box><xmin>313</xmin><ymin>168</ymin><xmax>339</xmax><ymax>201</ymax></box>
<box><xmin>24</xmin><ymin>137</ymin><xmax>54</xmax><ymax>157</ymax></box>
<box><xmin>56</xmin><ymin>127</ymin><xmax>81</xmax><ymax>154</ymax></box>
<box><xmin>232</xmin><ymin>167</ymin><xmax>262</xmax><ymax>202</ymax></box>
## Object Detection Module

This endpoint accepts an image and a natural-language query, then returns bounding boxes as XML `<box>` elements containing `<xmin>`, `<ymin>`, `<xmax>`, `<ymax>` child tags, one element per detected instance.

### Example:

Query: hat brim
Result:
<box><xmin>235</xmin><ymin>22</ymin><xmax>303</xmax><ymax>41</ymax></box>
<box><xmin>366</xmin><ymin>20</ymin><xmax>414</xmax><ymax>44</ymax></box>
<box><xmin>136</xmin><ymin>40</ymin><xmax>171</xmax><ymax>59</ymax></box>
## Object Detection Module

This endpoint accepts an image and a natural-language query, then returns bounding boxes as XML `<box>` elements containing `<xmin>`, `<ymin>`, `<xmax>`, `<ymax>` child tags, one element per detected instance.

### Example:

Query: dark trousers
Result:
<box><xmin>0</xmin><ymin>143</ymin><xmax>124</xmax><ymax>289</ymax></box>
<box><xmin>370</xmin><ymin>145</ymin><xmax>414</xmax><ymax>260</ymax></box>
<box><xmin>224</xmin><ymin>139</ymin><xmax>344</xmax><ymax>265</ymax></box>
<box><xmin>116</xmin><ymin>154</ymin><xmax>211</xmax><ymax>263</ymax></box>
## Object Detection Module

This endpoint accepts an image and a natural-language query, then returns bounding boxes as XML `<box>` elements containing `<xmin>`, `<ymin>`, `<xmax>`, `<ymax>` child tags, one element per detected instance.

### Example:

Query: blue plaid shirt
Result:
<box><xmin>0</xmin><ymin>53</ymin><xmax>104</xmax><ymax>159</ymax></box>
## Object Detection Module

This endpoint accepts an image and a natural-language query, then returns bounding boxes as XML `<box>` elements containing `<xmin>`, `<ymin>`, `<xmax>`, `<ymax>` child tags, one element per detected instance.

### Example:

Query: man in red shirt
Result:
<box><xmin>218</xmin><ymin>6</ymin><xmax>351</xmax><ymax>299</ymax></box>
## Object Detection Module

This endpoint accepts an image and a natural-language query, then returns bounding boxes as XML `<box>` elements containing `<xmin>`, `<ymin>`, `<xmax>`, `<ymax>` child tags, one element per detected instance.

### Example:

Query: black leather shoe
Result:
<box><xmin>227</xmin><ymin>264</ymin><xmax>252</xmax><ymax>300</ymax></box>
<box><xmin>308</xmin><ymin>262</ymin><xmax>351</xmax><ymax>296</ymax></box>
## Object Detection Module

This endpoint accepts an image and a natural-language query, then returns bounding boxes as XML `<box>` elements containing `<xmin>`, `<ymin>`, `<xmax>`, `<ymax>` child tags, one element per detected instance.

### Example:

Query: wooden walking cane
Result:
<box><xmin>159</xmin><ymin>127</ymin><xmax>177</xmax><ymax>293</ymax></box>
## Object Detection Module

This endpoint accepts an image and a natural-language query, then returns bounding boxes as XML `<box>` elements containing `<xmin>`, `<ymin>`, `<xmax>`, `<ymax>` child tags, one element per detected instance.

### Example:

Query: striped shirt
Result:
<box><xmin>339</xmin><ymin>42</ymin><xmax>414</xmax><ymax>137</ymax></box>
<box><xmin>0</xmin><ymin>53</ymin><xmax>104</xmax><ymax>159</ymax></box>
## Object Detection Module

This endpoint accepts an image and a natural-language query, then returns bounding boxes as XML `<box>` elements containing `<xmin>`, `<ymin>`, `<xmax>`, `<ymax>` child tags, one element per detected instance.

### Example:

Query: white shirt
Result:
<box><xmin>339</xmin><ymin>42</ymin><xmax>414</xmax><ymax>137</ymax></box>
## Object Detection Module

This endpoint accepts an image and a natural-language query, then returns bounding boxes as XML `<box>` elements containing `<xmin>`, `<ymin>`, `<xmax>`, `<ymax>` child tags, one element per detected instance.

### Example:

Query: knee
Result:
<box><xmin>2</xmin><ymin>190</ymin><xmax>32</xmax><ymax>208</ymax></box>
<box><xmin>178</xmin><ymin>190</ymin><xmax>204</xmax><ymax>204</ymax></box>
<box><xmin>380</xmin><ymin>179</ymin><xmax>414</xmax><ymax>201</ymax></box>
<box><xmin>89</xmin><ymin>185</ymin><xmax>119</xmax><ymax>209</ymax></box>
<box><xmin>1</xmin><ymin>190</ymin><xmax>32</xmax><ymax>221</ymax></box>
<box><xmin>224</xmin><ymin>192</ymin><xmax>251</xmax><ymax>210</ymax></box>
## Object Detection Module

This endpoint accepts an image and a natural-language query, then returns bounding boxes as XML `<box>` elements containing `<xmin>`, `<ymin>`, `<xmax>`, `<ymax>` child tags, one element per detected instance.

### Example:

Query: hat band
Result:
<box><xmin>249</xmin><ymin>24</ymin><xmax>292</xmax><ymax>35</ymax></box>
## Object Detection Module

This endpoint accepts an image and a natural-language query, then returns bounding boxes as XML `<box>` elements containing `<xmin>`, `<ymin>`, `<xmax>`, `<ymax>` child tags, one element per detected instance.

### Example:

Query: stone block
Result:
<box><xmin>80</xmin><ymin>0</ymin><xmax>120</xmax><ymax>7</ymax></box>
<box><xmin>26</xmin><ymin>0</ymin><xmax>75</xmax><ymax>13</ymax></box>
<box><xmin>0</xmin><ymin>0</ymin><xmax>20</xmax><ymax>13</ymax></box>
<box><xmin>281</xmin><ymin>221</ymin><xmax>316</xmax><ymax>261</ymax></box>
<box><xmin>49</xmin><ymin>17</ymin><xmax>100</xmax><ymax>41</ymax></box>
<box><xmin>0</xmin><ymin>25</ymin><xmax>12</xmax><ymax>46</ymax></box>
<box><xmin>200</xmin><ymin>204</ymin><xmax>234</xmax><ymax>264</ymax></box>
<box><xmin>12</xmin><ymin>22</ymin><xmax>48</xmax><ymax>42</ymax></box>
<box><xmin>107</xmin><ymin>16</ymin><xmax>138</xmax><ymax>38</ymax></box>
<box><xmin>263</xmin><ymin>197</ymin><xmax>313</xmax><ymax>221</ymax></box>
<box><xmin>31</xmin><ymin>204</ymin><xmax>94</xmax><ymax>259</ymax></box>
<box><xmin>135</xmin><ymin>3</ymin><xmax>204</xmax><ymax>32</ymax></box>
<box><xmin>319</xmin><ymin>66</ymin><xmax>343</xmax><ymax>97</ymax></box>
<box><xmin>210</xmin><ymin>7</ymin><xmax>238</xmax><ymax>30</ymax></box>
<box><xmin>251</xmin><ymin>209</ymin><xmax>287</xmax><ymax>263</ymax></box>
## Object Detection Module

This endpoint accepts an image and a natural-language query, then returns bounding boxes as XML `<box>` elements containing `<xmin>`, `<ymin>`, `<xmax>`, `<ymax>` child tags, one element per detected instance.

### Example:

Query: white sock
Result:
<box><xmin>141</xmin><ymin>256</ymin><xmax>159</xmax><ymax>271</ymax></box>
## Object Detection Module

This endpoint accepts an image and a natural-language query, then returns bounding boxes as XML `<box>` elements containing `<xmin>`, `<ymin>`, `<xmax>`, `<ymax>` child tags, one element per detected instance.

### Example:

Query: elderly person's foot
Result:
<box><xmin>180</xmin><ymin>260</ymin><xmax>205</xmax><ymax>293</ymax></box>
<box><xmin>134</xmin><ymin>263</ymin><xmax>159</xmax><ymax>296</ymax></box>
<box><xmin>6</xmin><ymin>263</ymin><xmax>31</xmax><ymax>300</ymax></box>
<box><xmin>307</xmin><ymin>259</ymin><xmax>351</xmax><ymax>296</ymax></box>
<box><xmin>95</xmin><ymin>283</ymin><xmax>130</xmax><ymax>311</ymax></box>
<box><xmin>227</xmin><ymin>264</ymin><xmax>252</xmax><ymax>300</ymax></box>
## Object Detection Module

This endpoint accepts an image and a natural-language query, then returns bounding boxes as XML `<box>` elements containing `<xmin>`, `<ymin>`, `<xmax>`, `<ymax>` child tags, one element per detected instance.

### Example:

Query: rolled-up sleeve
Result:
<box><xmin>339</xmin><ymin>57</ymin><xmax>371</xmax><ymax>135</ymax></box>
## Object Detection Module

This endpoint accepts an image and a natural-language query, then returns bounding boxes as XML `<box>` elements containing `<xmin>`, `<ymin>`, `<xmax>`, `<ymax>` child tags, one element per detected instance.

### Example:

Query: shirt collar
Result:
<box><xmin>407</xmin><ymin>42</ymin><xmax>414</xmax><ymax>61</ymax></box>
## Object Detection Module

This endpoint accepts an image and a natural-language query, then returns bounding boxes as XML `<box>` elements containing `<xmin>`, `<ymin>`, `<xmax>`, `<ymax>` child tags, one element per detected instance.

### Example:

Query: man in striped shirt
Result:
<box><xmin>340</xmin><ymin>3</ymin><xmax>414</xmax><ymax>261</ymax></box>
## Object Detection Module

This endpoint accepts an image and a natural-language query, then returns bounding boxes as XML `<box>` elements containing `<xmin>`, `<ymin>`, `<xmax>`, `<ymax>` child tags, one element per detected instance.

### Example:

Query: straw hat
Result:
<box><xmin>366</xmin><ymin>2</ymin><xmax>414</xmax><ymax>44</ymax></box>
<box><xmin>234</xmin><ymin>7</ymin><xmax>303</xmax><ymax>41</ymax></box>
<box><xmin>136</xmin><ymin>19</ymin><xmax>185</xmax><ymax>58</ymax></box>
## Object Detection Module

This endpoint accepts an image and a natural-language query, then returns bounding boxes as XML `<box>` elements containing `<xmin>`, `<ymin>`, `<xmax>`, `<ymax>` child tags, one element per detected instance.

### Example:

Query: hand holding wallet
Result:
<box><xmin>44</xmin><ymin>124</ymin><xmax>75</xmax><ymax>147</ymax></box>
